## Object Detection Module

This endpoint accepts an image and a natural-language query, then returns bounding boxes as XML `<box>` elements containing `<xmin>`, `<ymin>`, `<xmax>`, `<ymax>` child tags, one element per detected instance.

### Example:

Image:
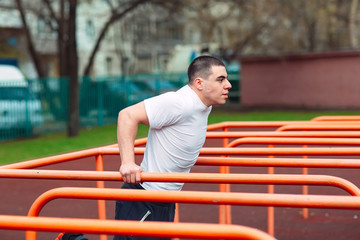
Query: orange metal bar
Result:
<box><xmin>267</xmin><ymin>145</ymin><xmax>275</xmax><ymax>236</ymax></box>
<box><xmin>302</xmin><ymin>153</ymin><xmax>309</xmax><ymax>219</ymax></box>
<box><xmin>1</xmin><ymin>170</ymin><xmax>358</xmax><ymax>196</ymax></box>
<box><xmin>0</xmin><ymin>215</ymin><xmax>276</xmax><ymax>240</ymax></box>
<box><xmin>0</xmin><ymin>137</ymin><xmax>147</xmax><ymax>170</ymax></box>
<box><xmin>198</xmin><ymin>147</ymin><xmax>360</xmax><ymax>156</ymax></box>
<box><xmin>207</xmin><ymin>121</ymin><xmax>307</xmax><ymax>131</ymax></box>
<box><xmin>0</xmin><ymin>147</ymin><xmax>119</xmax><ymax>170</ymax></box>
<box><xmin>6</xmin><ymin>146</ymin><xmax>360</xmax><ymax>171</ymax></box>
<box><xmin>95</xmin><ymin>154</ymin><xmax>107</xmax><ymax>240</ymax></box>
<box><xmin>17</xmin><ymin>171</ymin><xmax>360</xmax><ymax>239</ymax></box>
<box><xmin>311</xmin><ymin>116</ymin><xmax>360</xmax><ymax>121</ymax></box>
<box><xmin>206</xmin><ymin>121</ymin><xmax>360</xmax><ymax>131</ymax></box>
<box><xmin>4</xmin><ymin>133</ymin><xmax>360</xmax><ymax>171</ymax></box>
<box><xmin>206</xmin><ymin>131</ymin><xmax>360</xmax><ymax>138</ymax></box>
<box><xmin>277</xmin><ymin>124</ymin><xmax>360</xmax><ymax>132</ymax></box>
<box><xmin>196</xmin><ymin>156</ymin><xmax>360</xmax><ymax>168</ymax></box>
<box><xmin>219</xmin><ymin>127</ymin><xmax>231</xmax><ymax>225</ymax></box>
<box><xmin>22</xmin><ymin>187</ymin><xmax>360</xmax><ymax>239</ymax></box>
<box><xmin>226</xmin><ymin>137</ymin><xmax>360</xmax><ymax>147</ymax></box>
<box><xmin>207</xmin><ymin>120</ymin><xmax>360</xmax><ymax>131</ymax></box>
<box><xmin>28</xmin><ymin>187</ymin><xmax>360</xmax><ymax>216</ymax></box>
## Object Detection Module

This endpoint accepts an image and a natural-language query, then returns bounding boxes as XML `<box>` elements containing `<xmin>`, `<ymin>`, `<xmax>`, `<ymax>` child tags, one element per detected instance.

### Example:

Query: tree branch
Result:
<box><xmin>82</xmin><ymin>0</ymin><xmax>149</xmax><ymax>76</ymax></box>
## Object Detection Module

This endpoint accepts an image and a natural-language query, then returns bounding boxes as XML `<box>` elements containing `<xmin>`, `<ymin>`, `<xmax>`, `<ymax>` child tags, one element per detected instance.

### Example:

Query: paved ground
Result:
<box><xmin>1</xmin><ymin>135</ymin><xmax>360</xmax><ymax>240</ymax></box>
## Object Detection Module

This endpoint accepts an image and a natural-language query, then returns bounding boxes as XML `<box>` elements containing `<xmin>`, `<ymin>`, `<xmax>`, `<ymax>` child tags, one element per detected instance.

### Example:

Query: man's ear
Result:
<box><xmin>193</xmin><ymin>77</ymin><xmax>203</xmax><ymax>90</ymax></box>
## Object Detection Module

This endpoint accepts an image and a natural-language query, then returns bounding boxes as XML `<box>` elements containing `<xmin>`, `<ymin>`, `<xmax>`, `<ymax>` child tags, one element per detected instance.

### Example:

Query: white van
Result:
<box><xmin>0</xmin><ymin>65</ymin><xmax>43</xmax><ymax>135</ymax></box>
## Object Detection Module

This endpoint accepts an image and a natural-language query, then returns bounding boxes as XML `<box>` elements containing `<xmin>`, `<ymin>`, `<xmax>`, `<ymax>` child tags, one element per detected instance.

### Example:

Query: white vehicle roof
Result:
<box><xmin>0</xmin><ymin>65</ymin><xmax>27</xmax><ymax>86</ymax></box>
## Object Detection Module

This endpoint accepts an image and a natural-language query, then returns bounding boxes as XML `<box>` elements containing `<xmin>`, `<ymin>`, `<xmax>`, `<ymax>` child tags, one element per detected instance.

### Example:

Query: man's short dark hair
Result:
<box><xmin>187</xmin><ymin>55</ymin><xmax>225</xmax><ymax>85</ymax></box>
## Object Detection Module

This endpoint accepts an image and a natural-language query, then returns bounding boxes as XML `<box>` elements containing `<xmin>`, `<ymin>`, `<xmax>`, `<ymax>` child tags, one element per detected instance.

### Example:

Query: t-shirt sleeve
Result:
<box><xmin>144</xmin><ymin>92</ymin><xmax>183</xmax><ymax>129</ymax></box>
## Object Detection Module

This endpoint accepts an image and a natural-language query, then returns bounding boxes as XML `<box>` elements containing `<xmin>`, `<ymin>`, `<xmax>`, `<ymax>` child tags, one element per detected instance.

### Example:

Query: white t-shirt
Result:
<box><xmin>140</xmin><ymin>85</ymin><xmax>212</xmax><ymax>191</ymax></box>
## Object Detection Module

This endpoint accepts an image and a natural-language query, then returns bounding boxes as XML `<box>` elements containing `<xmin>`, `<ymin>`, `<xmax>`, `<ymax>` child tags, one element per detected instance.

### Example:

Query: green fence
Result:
<box><xmin>0</xmin><ymin>71</ymin><xmax>239</xmax><ymax>141</ymax></box>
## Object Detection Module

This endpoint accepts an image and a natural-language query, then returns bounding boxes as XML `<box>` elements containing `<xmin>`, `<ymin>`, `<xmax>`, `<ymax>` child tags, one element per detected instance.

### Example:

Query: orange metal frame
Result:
<box><xmin>205</xmin><ymin>118</ymin><xmax>360</xmax><ymax>233</ymax></box>
<box><xmin>2</xmin><ymin>116</ymin><xmax>360</xmax><ymax>239</ymax></box>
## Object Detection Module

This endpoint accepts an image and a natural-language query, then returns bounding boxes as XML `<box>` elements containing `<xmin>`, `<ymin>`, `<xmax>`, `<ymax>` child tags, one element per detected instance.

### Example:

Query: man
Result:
<box><xmin>114</xmin><ymin>55</ymin><xmax>231</xmax><ymax>240</ymax></box>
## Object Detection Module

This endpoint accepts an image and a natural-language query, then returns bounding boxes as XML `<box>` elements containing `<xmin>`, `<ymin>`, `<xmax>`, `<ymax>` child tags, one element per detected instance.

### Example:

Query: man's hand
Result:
<box><xmin>120</xmin><ymin>162</ymin><xmax>143</xmax><ymax>184</ymax></box>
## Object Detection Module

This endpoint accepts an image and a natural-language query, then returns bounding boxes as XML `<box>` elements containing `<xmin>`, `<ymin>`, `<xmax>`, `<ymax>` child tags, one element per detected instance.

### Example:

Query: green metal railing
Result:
<box><xmin>0</xmin><ymin>71</ymin><xmax>239</xmax><ymax>141</ymax></box>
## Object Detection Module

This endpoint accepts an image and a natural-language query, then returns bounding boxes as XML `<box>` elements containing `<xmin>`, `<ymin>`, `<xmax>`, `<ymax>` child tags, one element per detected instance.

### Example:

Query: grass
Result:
<box><xmin>1</xmin><ymin>109</ymin><xmax>360</xmax><ymax>165</ymax></box>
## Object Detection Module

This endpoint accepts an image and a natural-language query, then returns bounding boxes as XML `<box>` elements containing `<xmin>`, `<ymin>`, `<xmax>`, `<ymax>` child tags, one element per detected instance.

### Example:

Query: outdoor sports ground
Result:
<box><xmin>1</xmin><ymin>116</ymin><xmax>360</xmax><ymax>239</ymax></box>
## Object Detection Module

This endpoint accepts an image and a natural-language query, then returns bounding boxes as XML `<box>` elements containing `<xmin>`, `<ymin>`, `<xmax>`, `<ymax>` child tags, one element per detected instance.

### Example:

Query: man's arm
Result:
<box><xmin>117</xmin><ymin>101</ymin><xmax>149</xmax><ymax>184</ymax></box>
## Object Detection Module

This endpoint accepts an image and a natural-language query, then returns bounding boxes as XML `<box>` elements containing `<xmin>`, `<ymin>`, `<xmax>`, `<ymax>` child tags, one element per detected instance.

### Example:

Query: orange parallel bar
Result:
<box><xmin>0</xmin><ymin>170</ymin><xmax>358</xmax><ymax>196</ymax></box>
<box><xmin>226</xmin><ymin>137</ymin><xmax>360</xmax><ymax>148</ymax></box>
<box><xmin>133</xmin><ymin>137</ymin><xmax>148</xmax><ymax>146</ymax></box>
<box><xmin>3</xmin><ymin>146</ymin><xmax>360</xmax><ymax>170</ymax></box>
<box><xmin>208</xmin><ymin>121</ymin><xmax>360</xmax><ymax>130</ymax></box>
<box><xmin>0</xmin><ymin>147</ymin><xmax>119</xmax><ymax>169</ymax></box>
<box><xmin>207</xmin><ymin>121</ymin><xmax>308</xmax><ymax>130</ymax></box>
<box><xmin>277</xmin><ymin>124</ymin><xmax>360</xmax><ymax>132</ymax></box>
<box><xmin>206</xmin><ymin>121</ymin><xmax>360</xmax><ymax>131</ymax></box>
<box><xmin>196</xmin><ymin>156</ymin><xmax>360</xmax><ymax>168</ymax></box>
<box><xmin>198</xmin><ymin>147</ymin><xmax>360</xmax><ymax>155</ymax></box>
<box><xmin>28</xmin><ymin>188</ymin><xmax>360</xmax><ymax>216</ymax></box>
<box><xmin>26</xmin><ymin>187</ymin><xmax>360</xmax><ymax>240</ymax></box>
<box><xmin>0</xmin><ymin>215</ymin><xmax>276</xmax><ymax>240</ymax></box>
<box><xmin>0</xmin><ymin>147</ymin><xmax>109</xmax><ymax>169</ymax></box>
<box><xmin>205</xmin><ymin>131</ymin><xmax>360</xmax><ymax>138</ymax></box>
<box><xmin>312</xmin><ymin>116</ymin><xmax>360</xmax><ymax>121</ymax></box>
<box><xmin>0</xmin><ymin>137</ymin><xmax>147</xmax><ymax>170</ymax></box>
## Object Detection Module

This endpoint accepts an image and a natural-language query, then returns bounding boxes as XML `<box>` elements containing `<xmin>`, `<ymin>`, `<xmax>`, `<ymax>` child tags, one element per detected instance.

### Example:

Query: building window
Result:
<box><xmin>106</xmin><ymin>57</ymin><xmax>112</xmax><ymax>75</ymax></box>
<box><xmin>86</xmin><ymin>19</ymin><xmax>95</xmax><ymax>38</ymax></box>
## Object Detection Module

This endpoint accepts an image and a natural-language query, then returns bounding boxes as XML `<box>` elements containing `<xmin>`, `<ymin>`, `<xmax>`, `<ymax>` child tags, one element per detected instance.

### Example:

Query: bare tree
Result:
<box><xmin>66</xmin><ymin>0</ymin><xmax>79</xmax><ymax>137</ymax></box>
<box><xmin>349</xmin><ymin>0</ymin><xmax>359</xmax><ymax>47</ymax></box>
<box><xmin>82</xmin><ymin>0</ymin><xmax>149</xmax><ymax>76</ymax></box>
<box><xmin>14</xmin><ymin>0</ymin><xmax>45</xmax><ymax>78</ymax></box>
<box><xmin>12</xmin><ymin>0</ymin><xmax>152</xmax><ymax>137</ymax></box>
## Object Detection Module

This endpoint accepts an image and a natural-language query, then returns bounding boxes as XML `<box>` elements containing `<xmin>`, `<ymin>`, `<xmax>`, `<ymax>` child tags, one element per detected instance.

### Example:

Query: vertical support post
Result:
<box><xmin>302</xmin><ymin>145</ymin><xmax>309</xmax><ymax>219</ymax></box>
<box><xmin>267</xmin><ymin>145</ymin><xmax>275</xmax><ymax>236</ymax></box>
<box><xmin>219</xmin><ymin>127</ymin><xmax>232</xmax><ymax>224</ymax></box>
<box><xmin>172</xmin><ymin>203</ymin><xmax>180</xmax><ymax>240</ymax></box>
<box><xmin>96</xmin><ymin>154</ymin><xmax>107</xmax><ymax>240</ymax></box>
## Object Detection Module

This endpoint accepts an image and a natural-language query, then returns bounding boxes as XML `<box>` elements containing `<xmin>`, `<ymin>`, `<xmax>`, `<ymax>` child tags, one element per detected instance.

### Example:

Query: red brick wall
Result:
<box><xmin>240</xmin><ymin>51</ymin><xmax>360</xmax><ymax>109</ymax></box>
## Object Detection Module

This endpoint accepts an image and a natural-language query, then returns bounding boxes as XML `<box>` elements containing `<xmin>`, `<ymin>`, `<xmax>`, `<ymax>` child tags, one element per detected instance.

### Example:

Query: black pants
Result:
<box><xmin>113</xmin><ymin>183</ymin><xmax>176</xmax><ymax>240</ymax></box>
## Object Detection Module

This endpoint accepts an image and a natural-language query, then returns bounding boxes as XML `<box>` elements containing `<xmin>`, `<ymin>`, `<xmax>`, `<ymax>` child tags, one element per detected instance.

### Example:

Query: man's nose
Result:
<box><xmin>225</xmin><ymin>79</ymin><xmax>232</xmax><ymax>89</ymax></box>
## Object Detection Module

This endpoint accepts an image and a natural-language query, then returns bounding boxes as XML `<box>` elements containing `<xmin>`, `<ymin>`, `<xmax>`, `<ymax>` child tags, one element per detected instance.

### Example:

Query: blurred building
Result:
<box><xmin>0</xmin><ymin>0</ymin><xmax>236</xmax><ymax>78</ymax></box>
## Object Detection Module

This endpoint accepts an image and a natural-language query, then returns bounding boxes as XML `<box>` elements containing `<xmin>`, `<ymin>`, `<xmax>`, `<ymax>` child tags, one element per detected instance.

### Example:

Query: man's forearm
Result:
<box><xmin>117</xmin><ymin>109</ymin><xmax>138</xmax><ymax>165</ymax></box>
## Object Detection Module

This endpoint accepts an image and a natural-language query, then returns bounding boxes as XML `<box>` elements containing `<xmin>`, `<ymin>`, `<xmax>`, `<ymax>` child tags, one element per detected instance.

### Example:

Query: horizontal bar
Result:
<box><xmin>227</xmin><ymin>137</ymin><xmax>360</xmax><ymax>148</ymax></box>
<box><xmin>198</xmin><ymin>147</ymin><xmax>360</xmax><ymax>155</ymax></box>
<box><xmin>196</xmin><ymin>156</ymin><xmax>360</xmax><ymax>168</ymax></box>
<box><xmin>311</xmin><ymin>116</ymin><xmax>360</xmax><ymax>121</ymax></box>
<box><xmin>205</xmin><ymin>131</ymin><xmax>360</xmax><ymax>138</ymax></box>
<box><xmin>0</xmin><ymin>215</ymin><xmax>275</xmax><ymax>240</ymax></box>
<box><xmin>28</xmin><ymin>188</ymin><xmax>360</xmax><ymax>217</ymax></box>
<box><xmin>277</xmin><ymin>124</ymin><xmax>360</xmax><ymax>132</ymax></box>
<box><xmin>3</xmin><ymin>146</ymin><xmax>360</xmax><ymax>170</ymax></box>
<box><xmin>207</xmin><ymin>121</ymin><xmax>308</xmax><ymax>130</ymax></box>
<box><xmin>207</xmin><ymin>121</ymin><xmax>360</xmax><ymax>131</ymax></box>
<box><xmin>0</xmin><ymin>170</ymin><xmax>358</xmax><ymax>196</ymax></box>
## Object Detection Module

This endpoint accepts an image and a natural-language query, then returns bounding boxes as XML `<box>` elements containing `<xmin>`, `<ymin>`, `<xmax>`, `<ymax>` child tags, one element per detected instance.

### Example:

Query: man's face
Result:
<box><xmin>200</xmin><ymin>65</ymin><xmax>232</xmax><ymax>106</ymax></box>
